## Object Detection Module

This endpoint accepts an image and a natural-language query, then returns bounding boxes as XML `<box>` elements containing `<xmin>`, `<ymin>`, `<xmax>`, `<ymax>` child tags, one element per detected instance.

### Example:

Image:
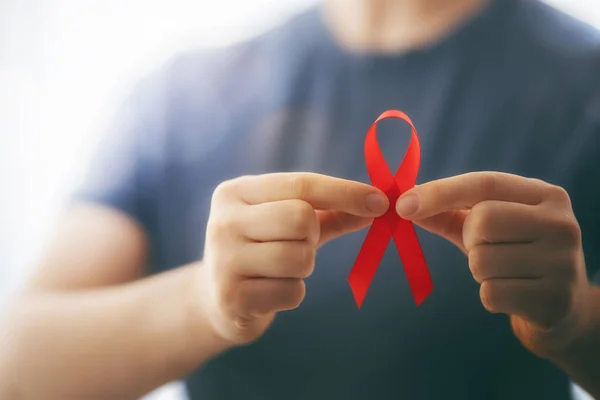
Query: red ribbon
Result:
<box><xmin>348</xmin><ymin>110</ymin><xmax>433</xmax><ymax>308</ymax></box>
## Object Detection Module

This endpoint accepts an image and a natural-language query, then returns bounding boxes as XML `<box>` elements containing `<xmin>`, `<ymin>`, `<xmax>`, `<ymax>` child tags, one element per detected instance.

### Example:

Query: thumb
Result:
<box><xmin>317</xmin><ymin>210</ymin><xmax>373</xmax><ymax>247</ymax></box>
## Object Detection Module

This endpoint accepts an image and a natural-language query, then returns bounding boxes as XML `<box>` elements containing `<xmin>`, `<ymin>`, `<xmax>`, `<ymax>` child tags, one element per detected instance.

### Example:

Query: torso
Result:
<box><xmin>144</xmin><ymin>1</ymin><xmax>600</xmax><ymax>398</ymax></box>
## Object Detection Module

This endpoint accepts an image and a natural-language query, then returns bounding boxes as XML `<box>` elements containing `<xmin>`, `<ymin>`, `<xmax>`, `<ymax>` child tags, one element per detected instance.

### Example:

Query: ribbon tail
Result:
<box><xmin>348</xmin><ymin>218</ymin><xmax>390</xmax><ymax>308</ymax></box>
<box><xmin>391</xmin><ymin>219</ymin><xmax>433</xmax><ymax>306</ymax></box>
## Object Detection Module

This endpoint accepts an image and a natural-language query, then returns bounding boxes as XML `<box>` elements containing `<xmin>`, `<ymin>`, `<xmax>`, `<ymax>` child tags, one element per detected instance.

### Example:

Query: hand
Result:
<box><xmin>395</xmin><ymin>172</ymin><xmax>592</xmax><ymax>357</ymax></box>
<box><xmin>199</xmin><ymin>173</ymin><xmax>389</xmax><ymax>345</ymax></box>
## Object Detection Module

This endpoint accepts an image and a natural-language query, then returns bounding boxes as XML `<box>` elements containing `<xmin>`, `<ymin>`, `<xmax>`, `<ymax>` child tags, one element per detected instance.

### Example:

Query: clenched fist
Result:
<box><xmin>198</xmin><ymin>173</ymin><xmax>389</xmax><ymax>345</ymax></box>
<box><xmin>396</xmin><ymin>171</ymin><xmax>593</xmax><ymax>358</ymax></box>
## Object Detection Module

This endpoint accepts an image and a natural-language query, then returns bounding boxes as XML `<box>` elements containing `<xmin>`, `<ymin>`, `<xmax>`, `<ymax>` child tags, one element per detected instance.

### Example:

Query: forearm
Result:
<box><xmin>550</xmin><ymin>284</ymin><xmax>600</xmax><ymax>399</ymax></box>
<box><xmin>0</xmin><ymin>263</ymin><xmax>230</xmax><ymax>400</ymax></box>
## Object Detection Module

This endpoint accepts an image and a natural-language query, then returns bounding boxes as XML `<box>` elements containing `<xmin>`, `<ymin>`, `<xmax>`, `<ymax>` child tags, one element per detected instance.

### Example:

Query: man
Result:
<box><xmin>1</xmin><ymin>0</ymin><xmax>599</xmax><ymax>398</ymax></box>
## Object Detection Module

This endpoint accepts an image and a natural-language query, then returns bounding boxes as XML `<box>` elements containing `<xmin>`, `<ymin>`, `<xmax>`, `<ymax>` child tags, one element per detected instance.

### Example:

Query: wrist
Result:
<box><xmin>545</xmin><ymin>284</ymin><xmax>600</xmax><ymax>397</ymax></box>
<box><xmin>182</xmin><ymin>263</ymin><xmax>233</xmax><ymax>361</ymax></box>
<box><xmin>547</xmin><ymin>283</ymin><xmax>598</xmax><ymax>362</ymax></box>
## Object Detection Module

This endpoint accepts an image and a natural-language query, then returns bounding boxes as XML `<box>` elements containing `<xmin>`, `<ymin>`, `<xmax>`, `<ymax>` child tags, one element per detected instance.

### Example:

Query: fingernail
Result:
<box><xmin>396</xmin><ymin>194</ymin><xmax>419</xmax><ymax>217</ymax></box>
<box><xmin>365</xmin><ymin>193</ymin><xmax>389</xmax><ymax>215</ymax></box>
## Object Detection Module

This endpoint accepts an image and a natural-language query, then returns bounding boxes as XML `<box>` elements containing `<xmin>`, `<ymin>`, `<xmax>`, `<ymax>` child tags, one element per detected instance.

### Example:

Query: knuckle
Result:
<box><xmin>479</xmin><ymin>282</ymin><xmax>498</xmax><ymax>313</ymax></box>
<box><xmin>554</xmin><ymin>215</ymin><xmax>581</xmax><ymax>246</ymax></box>
<box><xmin>479</xmin><ymin>173</ymin><xmax>498</xmax><ymax>199</ymax></box>
<box><xmin>430</xmin><ymin>180</ymin><xmax>445</xmax><ymax>201</ymax></box>
<box><xmin>296</xmin><ymin>245</ymin><xmax>316</xmax><ymax>278</ymax></box>
<box><xmin>549</xmin><ymin>248</ymin><xmax>580</xmax><ymax>284</ymax></box>
<box><xmin>210</xmin><ymin>244</ymin><xmax>239</xmax><ymax>277</ymax></box>
<box><xmin>336</xmin><ymin>182</ymin><xmax>353</xmax><ymax>206</ymax></box>
<box><xmin>289</xmin><ymin>174</ymin><xmax>310</xmax><ymax>200</ymax></box>
<box><xmin>289</xmin><ymin>201</ymin><xmax>316</xmax><ymax>236</ymax></box>
<box><xmin>277</xmin><ymin>243</ymin><xmax>316</xmax><ymax>278</ymax></box>
<box><xmin>468</xmin><ymin>247</ymin><xmax>486</xmax><ymax>283</ymax></box>
<box><xmin>560</xmin><ymin>250</ymin><xmax>580</xmax><ymax>283</ymax></box>
<box><xmin>212</xmin><ymin>178</ymin><xmax>238</xmax><ymax>203</ymax></box>
<box><xmin>209</xmin><ymin>211</ymin><xmax>239</xmax><ymax>238</ymax></box>
<box><xmin>546</xmin><ymin>286</ymin><xmax>573</xmax><ymax>324</ymax></box>
<box><xmin>468</xmin><ymin>204</ymin><xmax>494</xmax><ymax>240</ymax></box>
<box><xmin>288</xmin><ymin>279</ymin><xmax>307</xmax><ymax>309</ymax></box>
<box><xmin>545</xmin><ymin>184</ymin><xmax>571</xmax><ymax>206</ymax></box>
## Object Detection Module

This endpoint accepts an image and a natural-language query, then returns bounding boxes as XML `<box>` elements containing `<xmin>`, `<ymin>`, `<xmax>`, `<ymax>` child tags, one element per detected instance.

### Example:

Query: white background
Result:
<box><xmin>0</xmin><ymin>1</ymin><xmax>598</xmax><ymax>399</ymax></box>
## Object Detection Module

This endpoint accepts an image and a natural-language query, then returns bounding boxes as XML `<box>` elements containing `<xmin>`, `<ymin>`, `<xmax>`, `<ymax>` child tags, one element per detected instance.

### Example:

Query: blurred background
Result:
<box><xmin>1</xmin><ymin>1</ymin><xmax>599</xmax><ymax>399</ymax></box>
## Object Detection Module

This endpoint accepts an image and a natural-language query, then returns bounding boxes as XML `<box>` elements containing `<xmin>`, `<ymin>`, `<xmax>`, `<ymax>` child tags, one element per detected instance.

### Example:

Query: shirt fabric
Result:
<box><xmin>74</xmin><ymin>0</ymin><xmax>600</xmax><ymax>398</ymax></box>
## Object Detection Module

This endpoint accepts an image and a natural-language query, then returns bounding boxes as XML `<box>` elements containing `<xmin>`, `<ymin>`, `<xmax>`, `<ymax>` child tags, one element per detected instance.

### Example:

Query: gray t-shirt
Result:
<box><xmin>75</xmin><ymin>0</ymin><xmax>600</xmax><ymax>398</ymax></box>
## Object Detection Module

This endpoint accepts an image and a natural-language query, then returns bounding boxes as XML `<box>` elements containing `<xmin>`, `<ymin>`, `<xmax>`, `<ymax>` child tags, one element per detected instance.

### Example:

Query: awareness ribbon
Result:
<box><xmin>348</xmin><ymin>110</ymin><xmax>434</xmax><ymax>309</ymax></box>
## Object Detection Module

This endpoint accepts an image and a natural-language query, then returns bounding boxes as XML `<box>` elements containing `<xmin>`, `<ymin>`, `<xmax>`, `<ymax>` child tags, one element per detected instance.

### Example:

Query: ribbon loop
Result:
<box><xmin>348</xmin><ymin>110</ymin><xmax>433</xmax><ymax>308</ymax></box>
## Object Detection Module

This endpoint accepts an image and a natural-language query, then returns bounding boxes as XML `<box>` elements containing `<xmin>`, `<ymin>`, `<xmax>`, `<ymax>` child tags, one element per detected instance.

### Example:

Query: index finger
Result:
<box><xmin>235</xmin><ymin>173</ymin><xmax>389</xmax><ymax>217</ymax></box>
<box><xmin>396</xmin><ymin>172</ymin><xmax>546</xmax><ymax>219</ymax></box>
